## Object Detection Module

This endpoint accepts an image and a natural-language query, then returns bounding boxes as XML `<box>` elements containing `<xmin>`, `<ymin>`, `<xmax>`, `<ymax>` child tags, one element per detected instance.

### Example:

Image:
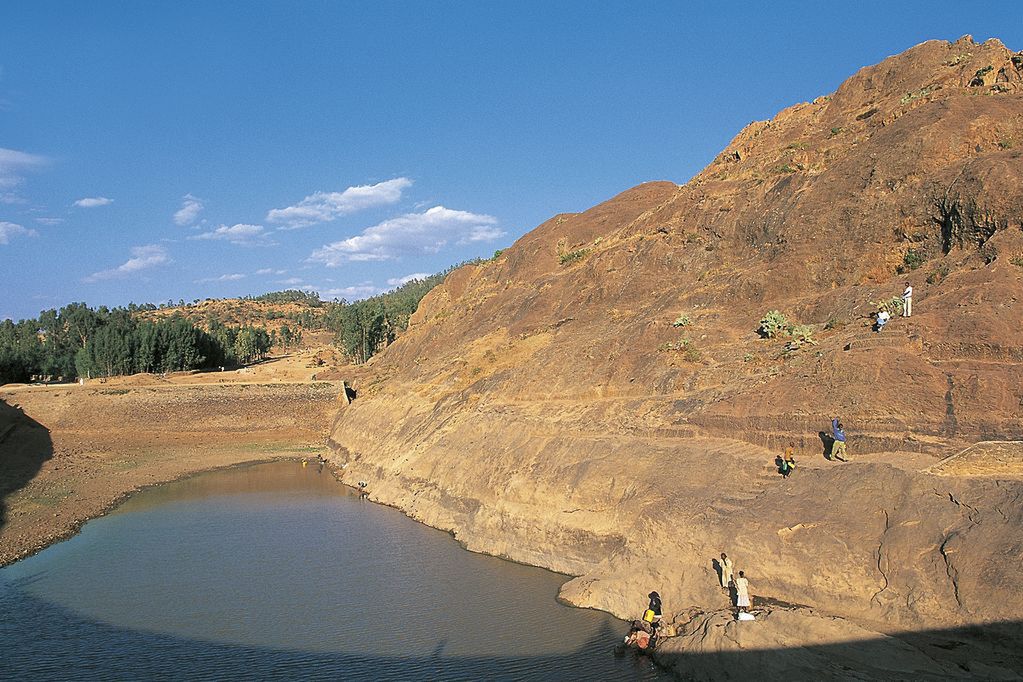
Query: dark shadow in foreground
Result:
<box><xmin>0</xmin><ymin>399</ymin><xmax>53</xmax><ymax>534</ymax></box>
<box><xmin>1</xmin><ymin>582</ymin><xmax>1021</xmax><ymax>681</ymax></box>
<box><xmin>655</xmin><ymin>616</ymin><xmax>1022</xmax><ymax>681</ymax></box>
<box><xmin>0</xmin><ymin>583</ymin><xmax>663</xmax><ymax>681</ymax></box>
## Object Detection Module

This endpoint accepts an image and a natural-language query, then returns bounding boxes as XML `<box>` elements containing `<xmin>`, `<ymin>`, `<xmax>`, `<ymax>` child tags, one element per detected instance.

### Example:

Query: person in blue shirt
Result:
<box><xmin>831</xmin><ymin>417</ymin><xmax>848</xmax><ymax>461</ymax></box>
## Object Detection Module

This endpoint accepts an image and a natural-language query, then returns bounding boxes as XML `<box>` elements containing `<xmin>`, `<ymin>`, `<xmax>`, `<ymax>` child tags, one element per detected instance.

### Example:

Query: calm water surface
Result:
<box><xmin>0</xmin><ymin>461</ymin><xmax>667</xmax><ymax>681</ymax></box>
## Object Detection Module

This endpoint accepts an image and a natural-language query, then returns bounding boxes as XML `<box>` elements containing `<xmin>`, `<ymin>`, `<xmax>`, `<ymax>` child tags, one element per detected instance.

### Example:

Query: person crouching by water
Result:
<box><xmin>621</xmin><ymin>591</ymin><xmax>662</xmax><ymax>653</ymax></box>
<box><xmin>622</xmin><ymin>619</ymin><xmax>655</xmax><ymax>653</ymax></box>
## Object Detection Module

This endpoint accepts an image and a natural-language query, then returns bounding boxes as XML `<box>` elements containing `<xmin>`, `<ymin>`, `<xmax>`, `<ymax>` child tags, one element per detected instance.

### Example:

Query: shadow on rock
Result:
<box><xmin>656</xmin><ymin>608</ymin><xmax>1023</xmax><ymax>681</ymax></box>
<box><xmin>818</xmin><ymin>431</ymin><xmax>834</xmax><ymax>460</ymax></box>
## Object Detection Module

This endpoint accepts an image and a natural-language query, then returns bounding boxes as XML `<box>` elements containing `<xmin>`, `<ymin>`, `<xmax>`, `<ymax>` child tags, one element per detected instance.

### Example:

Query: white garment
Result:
<box><xmin>720</xmin><ymin>557</ymin><xmax>733</xmax><ymax>588</ymax></box>
<box><xmin>734</xmin><ymin>577</ymin><xmax>750</xmax><ymax>608</ymax></box>
<box><xmin>903</xmin><ymin>286</ymin><xmax>913</xmax><ymax>317</ymax></box>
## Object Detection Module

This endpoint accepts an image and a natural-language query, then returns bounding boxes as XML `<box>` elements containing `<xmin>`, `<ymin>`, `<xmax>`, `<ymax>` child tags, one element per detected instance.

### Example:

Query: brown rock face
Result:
<box><xmin>328</xmin><ymin>37</ymin><xmax>1023</xmax><ymax>676</ymax></box>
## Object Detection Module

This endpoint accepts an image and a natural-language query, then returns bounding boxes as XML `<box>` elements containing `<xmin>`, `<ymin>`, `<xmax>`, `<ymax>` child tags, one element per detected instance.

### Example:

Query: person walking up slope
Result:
<box><xmin>903</xmin><ymin>282</ymin><xmax>913</xmax><ymax>317</ymax></box>
<box><xmin>779</xmin><ymin>445</ymin><xmax>796</xmax><ymax>478</ymax></box>
<box><xmin>831</xmin><ymin>417</ymin><xmax>849</xmax><ymax>462</ymax></box>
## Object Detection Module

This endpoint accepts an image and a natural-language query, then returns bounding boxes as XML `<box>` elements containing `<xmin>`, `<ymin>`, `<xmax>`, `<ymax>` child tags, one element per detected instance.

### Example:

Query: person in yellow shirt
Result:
<box><xmin>779</xmin><ymin>444</ymin><xmax>796</xmax><ymax>478</ymax></box>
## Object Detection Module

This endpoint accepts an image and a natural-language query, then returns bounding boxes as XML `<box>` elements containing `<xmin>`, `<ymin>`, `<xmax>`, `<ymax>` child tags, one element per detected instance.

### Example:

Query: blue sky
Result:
<box><xmin>1</xmin><ymin>2</ymin><xmax>1020</xmax><ymax>320</ymax></box>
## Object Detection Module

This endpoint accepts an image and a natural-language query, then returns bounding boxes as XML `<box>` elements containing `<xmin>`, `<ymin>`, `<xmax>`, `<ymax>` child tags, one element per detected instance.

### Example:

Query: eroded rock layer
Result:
<box><xmin>328</xmin><ymin>37</ymin><xmax>1023</xmax><ymax>677</ymax></box>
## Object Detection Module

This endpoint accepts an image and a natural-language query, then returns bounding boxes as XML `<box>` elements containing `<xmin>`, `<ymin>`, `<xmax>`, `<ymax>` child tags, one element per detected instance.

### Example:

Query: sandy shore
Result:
<box><xmin>0</xmin><ymin>356</ymin><xmax>343</xmax><ymax>566</ymax></box>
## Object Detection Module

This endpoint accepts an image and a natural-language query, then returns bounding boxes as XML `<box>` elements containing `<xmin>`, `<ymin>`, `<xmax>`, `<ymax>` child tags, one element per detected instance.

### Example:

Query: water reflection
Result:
<box><xmin>0</xmin><ymin>461</ymin><xmax>665</xmax><ymax>680</ymax></box>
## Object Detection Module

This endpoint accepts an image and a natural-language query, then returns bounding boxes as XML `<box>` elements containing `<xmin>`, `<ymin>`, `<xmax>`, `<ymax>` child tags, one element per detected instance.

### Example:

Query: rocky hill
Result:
<box><xmin>327</xmin><ymin>37</ymin><xmax>1023</xmax><ymax>677</ymax></box>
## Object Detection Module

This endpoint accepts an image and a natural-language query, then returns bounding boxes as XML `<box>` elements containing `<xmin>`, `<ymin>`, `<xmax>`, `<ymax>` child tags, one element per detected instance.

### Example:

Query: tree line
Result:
<box><xmin>246</xmin><ymin>289</ymin><xmax>324</xmax><ymax>306</ymax></box>
<box><xmin>321</xmin><ymin>262</ymin><xmax>477</xmax><ymax>364</ymax></box>
<box><xmin>0</xmin><ymin>303</ymin><xmax>272</xmax><ymax>384</ymax></box>
<box><xmin>0</xmin><ymin>260</ymin><xmax>477</xmax><ymax>383</ymax></box>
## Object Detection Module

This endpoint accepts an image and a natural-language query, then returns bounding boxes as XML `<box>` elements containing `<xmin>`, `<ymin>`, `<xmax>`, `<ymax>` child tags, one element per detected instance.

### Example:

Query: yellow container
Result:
<box><xmin>642</xmin><ymin>609</ymin><xmax>656</xmax><ymax>623</ymax></box>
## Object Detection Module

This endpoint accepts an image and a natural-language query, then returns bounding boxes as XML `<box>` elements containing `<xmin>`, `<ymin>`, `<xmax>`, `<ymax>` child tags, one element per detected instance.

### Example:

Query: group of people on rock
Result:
<box><xmin>774</xmin><ymin>414</ymin><xmax>850</xmax><ymax>478</ymax></box>
<box><xmin>624</xmin><ymin>555</ymin><xmax>756</xmax><ymax>651</ymax></box>
<box><xmin>622</xmin><ymin>591</ymin><xmax>663</xmax><ymax>651</ymax></box>
<box><xmin>717</xmin><ymin>552</ymin><xmax>752</xmax><ymax>617</ymax></box>
<box><xmin>875</xmin><ymin>282</ymin><xmax>913</xmax><ymax>332</ymax></box>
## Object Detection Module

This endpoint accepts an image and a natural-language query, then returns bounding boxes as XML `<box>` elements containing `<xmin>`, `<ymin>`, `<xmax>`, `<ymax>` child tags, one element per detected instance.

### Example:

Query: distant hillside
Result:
<box><xmin>142</xmin><ymin>274</ymin><xmax>472</xmax><ymax>362</ymax></box>
<box><xmin>1</xmin><ymin>273</ymin><xmax>468</xmax><ymax>385</ymax></box>
<box><xmin>138</xmin><ymin>290</ymin><xmax>327</xmax><ymax>337</ymax></box>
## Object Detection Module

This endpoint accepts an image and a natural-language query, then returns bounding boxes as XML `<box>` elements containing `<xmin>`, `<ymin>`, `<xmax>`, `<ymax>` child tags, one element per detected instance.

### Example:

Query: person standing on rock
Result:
<box><xmin>831</xmin><ymin>417</ymin><xmax>848</xmax><ymax>462</ymax></box>
<box><xmin>644</xmin><ymin>591</ymin><xmax>663</xmax><ymax>627</ymax></box>
<box><xmin>902</xmin><ymin>282</ymin><xmax>913</xmax><ymax>317</ymax></box>
<box><xmin>734</xmin><ymin>570</ymin><xmax>752</xmax><ymax>615</ymax></box>
<box><xmin>719</xmin><ymin>553</ymin><xmax>733</xmax><ymax>590</ymax></box>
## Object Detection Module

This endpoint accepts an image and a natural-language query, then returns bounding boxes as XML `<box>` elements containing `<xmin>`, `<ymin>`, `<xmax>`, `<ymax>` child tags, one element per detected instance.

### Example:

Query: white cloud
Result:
<box><xmin>308</xmin><ymin>206</ymin><xmax>502</xmax><ymax>266</ymax></box>
<box><xmin>309</xmin><ymin>282</ymin><xmax>384</xmax><ymax>300</ymax></box>
<box><xmin>173</xmin><ymin>194</ymin><xmax>204</xmax><ymax>226</ymax></box>
<box><xmin>0</xmin><ymin>148</ymin><xmax>47</xmax><ymax>188</ymax></box>
<box><xmin>84</xmin><ymin>244</ymin><xmax>170</xmax><ymax>282</ymax></box>
<box><xmin>195</xmin><ymin>273</ymin><xmax>246</xmax><ymax>283</ymax></box>
<box><xmin>270</xmin><ymin>279</ymin><xmax>384</xmax><ymax>300</ymax></box>
<box><xmin>73</xmin><ymin>196</ymin><xmax>113</xmax><ymax>208</ymax></box>
<box><xmin>0</xmin><ymin>221</ymin><xmax>37</xmax><ymax>244</ymax></box>
<box><xmin>387</xmin><ymin>272</ymin><xmax>432</xmax><ymax>286</ymax></box>
<box><xmin>267</xmin><ymin>177</ymin><xmax>412</xmax><ymax>229</ymax></box>
<box><xmin>0</xmin><ymin>147</ymin><xmax>48</xmax><ymax>203</ymax></box>
<box><xmin>188</xmin><ymin>223</ymin><xmax>273</xmax><ymax>246</ymax></box>
<box><xmin>255</xmin><ymin>268</ymin><xmax>287</xmax><ymax>276</ymax></box>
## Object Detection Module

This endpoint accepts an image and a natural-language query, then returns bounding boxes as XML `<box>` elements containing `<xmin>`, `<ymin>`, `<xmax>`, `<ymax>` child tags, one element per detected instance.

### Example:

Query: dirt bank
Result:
<box><xmin>0</xmin><ymin>375</ymin><xmax>342</xmax><ymax>566</ymax></box>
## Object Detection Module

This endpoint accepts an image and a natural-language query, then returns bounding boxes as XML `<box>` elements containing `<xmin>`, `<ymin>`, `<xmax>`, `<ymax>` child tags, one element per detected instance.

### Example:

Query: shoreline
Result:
<box><xmin>4</xmin><ymin>373</ymin><xmax>1021</xmax><ymax>678</ymax></box>
<box><xmin>0</xmin><ymin>379</ymin><xmax>341</xmax><ymax>567</ymax></box>
<box><xmin>0</xmin><ymin>452</ymin><xmax>317</xmax><ymax>568</ymax></box>
<box><xmin>325</xmin><ymin>392</ymin><xmax>1023</xmax><ymax>679</ymax></box>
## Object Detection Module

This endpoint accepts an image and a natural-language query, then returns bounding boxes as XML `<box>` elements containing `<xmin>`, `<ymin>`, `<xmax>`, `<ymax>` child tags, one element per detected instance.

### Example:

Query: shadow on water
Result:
<box><xmin>0</xmin><ymin>587</ymin><xmax>661</xmax><ymax>681</ymax></box>
<box><xmin>0</xmin><ymin>399</ymin><xmax>53</xmax><ymax>533</ymax></box>
<box><xmin>1</xmin><ymin>584</ymin><xmax>1021</xmax><ymax>681</ymax></box>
